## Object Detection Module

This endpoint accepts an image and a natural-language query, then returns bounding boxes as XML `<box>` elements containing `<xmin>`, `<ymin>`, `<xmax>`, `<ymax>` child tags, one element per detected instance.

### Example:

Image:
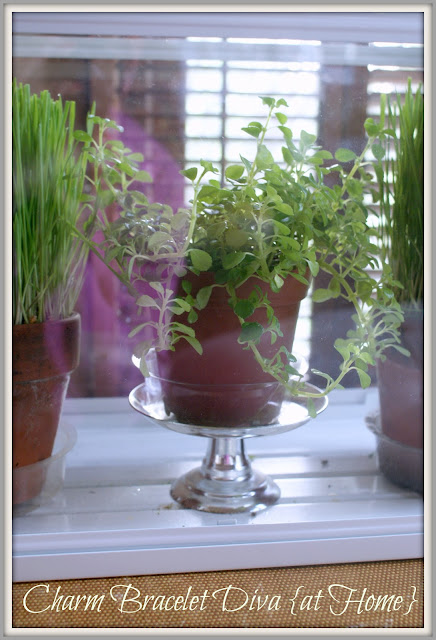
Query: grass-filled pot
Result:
<box><xmin>13</xmin><ymin>315</ymin><xmax>80</xmax><ymax>504</ymax></box>
<box><xmin>77</xmin><ymin>96</ymin><xmax>407</xmax><ymax>427</ymax></box>
<box><xmin>372</xmin><ymin>80</ymin><xmax>424</xmax><ymax>493</ymax></box>
<box><xmin>12</xmin><ymin>80</ymin><xmax>90</xmax><ymax>505</ymax></box>
<box><xmin>375</xmin><ymin>308</ymin><xmax>423</xmax><ymax>492</ymax></box>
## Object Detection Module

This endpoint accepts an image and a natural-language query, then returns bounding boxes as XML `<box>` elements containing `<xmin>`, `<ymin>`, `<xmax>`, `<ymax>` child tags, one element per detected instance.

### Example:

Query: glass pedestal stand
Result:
<box><xmin>129</xmin><ymin>380</ymin><xmax>328</xmax><ymax>514</ymax></box>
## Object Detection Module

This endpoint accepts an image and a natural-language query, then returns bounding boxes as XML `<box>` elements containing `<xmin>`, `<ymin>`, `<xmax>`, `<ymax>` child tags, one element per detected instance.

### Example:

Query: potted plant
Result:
<box><xmin>371</xmin><ymin>79</ymin><xmax>424</xmax><ymax>492</ymax></box>
<box><xmin>76</xmin><ymin>96</ymin><xmax>405</xmax><ymax>428</ymax></box>
<box><xmin>12</xmin><ymin>80</ymin><xmax>91</xmax><ymax>504</ymax></box>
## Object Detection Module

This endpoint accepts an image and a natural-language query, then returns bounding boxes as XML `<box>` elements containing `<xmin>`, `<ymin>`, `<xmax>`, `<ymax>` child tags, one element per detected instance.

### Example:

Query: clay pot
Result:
<box><xmin>376</xmin><ymin>307</ymin><xmax>423</xmax><ymax>492</ymax></box>
<box><xmin>13</xmin><ymin>314</ymin><xmax>81</xmax><ymax>504</ymax></box>
<box><xmin>156</xmin><ymin>273</ymin><xmax>309</xmax><ymax>427</ymax></box>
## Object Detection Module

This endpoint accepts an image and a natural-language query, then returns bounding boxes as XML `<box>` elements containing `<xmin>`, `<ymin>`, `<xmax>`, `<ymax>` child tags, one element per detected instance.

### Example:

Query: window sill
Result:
<box><xmin>12</xmin><ymin>388</ymin><xmax>423</xmax><ymax>582</ymax></box>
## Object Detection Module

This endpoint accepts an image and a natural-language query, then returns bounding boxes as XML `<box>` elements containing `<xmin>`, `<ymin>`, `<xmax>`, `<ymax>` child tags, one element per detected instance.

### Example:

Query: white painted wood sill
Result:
<box><xmin>12</xmin><ymin>388</ymin><xmax>424</xmax><ymax>582</ymax></box>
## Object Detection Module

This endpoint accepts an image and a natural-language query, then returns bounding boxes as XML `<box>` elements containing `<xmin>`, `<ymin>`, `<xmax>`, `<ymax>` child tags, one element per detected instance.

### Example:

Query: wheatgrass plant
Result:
<box><xmin>12</xmin><ymin>79</ymin><xmax>90</xmax><ymax>325</ymax></box>
<box><xmin>375</xmin><ymin>79</ymin><xmax>424</xmax><ymax>307</ymax></box>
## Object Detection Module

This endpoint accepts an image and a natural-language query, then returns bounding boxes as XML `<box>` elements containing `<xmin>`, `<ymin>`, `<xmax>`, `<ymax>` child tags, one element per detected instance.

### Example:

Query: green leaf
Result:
<box><xmin>182</xmin><ymin>280</ymin><xmax>192</xmax><ymax>295</ymax></box>
<box><xmin>356</xmin><ymin>279</ymin><xmax>374</xmax><ymax>300</ymax></box>
<box><xmin>128</xmin><ymin>152</ymin><xmax>144</xmax><ymax>162</ymax></box>
<box><xmin>224</xmin><ymin>229</ymin><xmax>249</xmax><ymax>249</ymax></box>
<box><xmin>307</xmin><ymin>398</ymin><xmax>317</xmax><ymax>419</ymax></box>
<box><xmin>280</xmin><ymin>236</ymin><xmax>301</xmax><ymax>251</ymax></box>
<box><xmin>328</xmin><ymin>277</ymin><xmax>341</xmax><ymax>297</ymax></box>
<box><xmin>105</xmin><ymin>139</ymin><xmax>124</xmax><ymax>149</ymax></box>
<box><xmin>282</xmin><ymin>147</ymin><xmax>294</xmax><ymax>165</ymax></box>
<box><xmin>190</xmin><ymin>249</ymin><xmax>212</xmax><ymax>271</ymax></box>
<box><xmin>307</xmin><ymin>260</ymin><xmax>320</xmax><ymax>278</ymax></box>
<box><xmin>371</xmin><ymin>143</ymin><xmax>385</xmax><ymax>161</ymax></box>
<box><xmin>127</xmin><ymin>256</ymin><xmax>137</xmax><ymax>281</ymax></box>
<box><xmin>240</xmin><ymin>155</ymin><xmax>252</xmax><ymax>172</ymax></box>
<box><xmin>188</xmin><ymin>309</ymin><xmax>198</xmax><ymax>323</ymax></box>
<box><xmin>172</xmin><ymin>322</ymin><xmax>195</xmax><ymax>337</ymax></box>
<box><xmin>346</xmin><ymin>178</ymin><xmax>363</xmax><ymax>197</ymax></box>
<box><xmin>148</xmin><ymin>231</ymin><xmax>171</xmax><ymax>249</ymax></box>
<box><xmin>139</xmin><ymin>356</ymin><xmax>150</xmax><ymax>378</ymax></box>
<box><xmin>171</xmin><ymin>212</ymin><xmax>189</xmax><ymax>231</ymax></box>
<box><xmin>73</xmin><ymin>130</ymin><xmax>93</xmax><ymax>143</ymax></box>
<box><xmin>225</xmin><ymin>164</ymin><xmax>245</xmax><ymax>181</ymax></box>
<box><xmin>182</xmin><ymin>335</ymin><xmax>203</xmax><ymax>355</ymax></box>
<box><xmin>200</xmin><ymin>160</ymin><xmax>218</xmax><ymax>174</ymax></box>
<box><xmin>99</xmin><ymin>189</ymin><xmax>117</xmax><ymax>208</ymax></box>
<box><xmin>242</xmin><ymin>126</ymin><xmax>262</xmax><ymax>138</ymax></box>
<box><xmin>256</xmin><ymin>144</ymin><xmax>274</xmax><ymax>169</ymax></box>
<box><xmin>355</xmin><ymin>358</ymin><xmax>368</xmax><ymax>372</ymax></box>
<box><xmin>356</xmin><ymin>368</ymin><xmax>372</xmax><ymax>389</ymax></box>
<box><xmin>334</xmin><ymin>339</ymin><xmax>351</xmax><ymax>361</ymax></box>
<box><xmin>222</xmin><ymin>251</ymin><xmax>246</xmax><ymax>269</ymax></box>
<box><xmin>275</xmin><ymin>112</ymin><xmax>288</xmax><ymax>125</ymax></box>
<box><xmin>358</xmin><ymin>351</ymin><xmax>376</xmax><ymax>366</ymax></box>
<box><xmin>275</xmin><ymin>202</ymin><xmax>294</xmax><ymax>216</ymax></box>
<box><xmin>206</xmin><ymin>221</ymin><xmax>226</xmax><ymax>239</ymax></box>
<box><xmin>149</xmin><ymin>282</ymin><xmax>165</xmax><ymax>295</ymax></box>
<box><xmin>311</xmin><ymin>369</ymin><xmax>334</xmax><ymax>384</ymax></box>
<box><xmin>127</xmin><ymin>322</ymin><xmax>149</xmax><ymax>338</ymax></box>
<box><xmin>173</xmin><ymin>298</ymin><xmax>191</xmax><ymax>313</ymax></box>
<box><xmin>133</xmin><ymin>340</ymin><xmax>152</xmax><ymax>359</ymax></box>
<box><xmin>278</xmin><ymin>125</ymin><xmax>293</xmax><ymax>139</ymax></box>
<box><xmin>273</xmin><ymin>220</ymin><xmax>291</xmax><ymax>235</ymax></box>
<box><xmin>311</xmin><ymin>150</ymin><xmax>333</xmax><ymax>161</ymax></box>
<box><xmin>300</xmin><ymin>130</ymin><xmax>317</xmax><ymax>146</ymax></box>
<box><xmin>393</xmin><ymin>345</ymin><xmax>411</xmax><ymax>357</ymax></box>
<box><xmin>364</xmin><ymin>118</ymin><xmax>380</xmax><ymax>137</ymax></box>
<box><xmin>260</xmin><ymin>96</ymin><xmax>275</xmax><ymax>107</ymax></box>
<box><xmin>118</xmin><ymin>161</ymin><xmax>136</xmax><ymax>176</ymax></box>
<box><xmin>290</xmin><ymin>272</ymin><xmax>310</xmax><ymax>286</ymax></box>
<box><xmin>180</xmin><ymin>167</ymin><xmax>198</xmax><ymax>181</ymax></box>
<box><xmin>168</xmin><ymin>305</ymin><xmax>186</xmax><ymax>316</ymax></box>
<box><xmin>335</xmin><ymin>148</ymin><xmax>357</xmax><ymax>163</ymax></box>
<box><xmin>196</xmin><ymin>285</ymin><xmax>213</xmax><ymax>310</ymax></box>
<box><xmin>238</xmin><ymin>322</ymin><xmax>264</xmax><ymax>344</ymax></box>
<box><xmin>134</xmin><ymin>170</ymin><xmax>152</xmax><ymax>183</ymax></box>
<box><xmin>234</xmin><ymin>299</ymin><xmax>255</xmax><ymax>319</ymax></box>
<box><xmin>276</xmin><ymin>98</ymin><xmax>289</xmax><ymax>108</ymax></box>
<box><xmin>312</xmin><ymin>288</ymin><xmax>334</xmax><ymax>303</ymax></box>
<box><xmin>284</xmin><ymin>363</ymin><xmax>301</xmax><ymax>377</ymax></box>
<box><xmin>136</xmin><ymin>295</ymin><xmax>158</xmax><ymax>308</ymax></box>
<box><xmin>272</xmin><ymin>274</ymin><xmax>284</xmax><ymax>291</ymax></box>
<box><xmin>198</xmin><ymin>185</ymin><xmax>219</xmax><ymax>199</ymax></box>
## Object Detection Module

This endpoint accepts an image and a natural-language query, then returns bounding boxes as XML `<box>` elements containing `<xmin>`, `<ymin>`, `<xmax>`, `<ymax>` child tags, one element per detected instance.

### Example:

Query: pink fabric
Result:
<box><xmin>70</xmin><ymin>111</ymin><xmax>185</xmax><ymax>397</ymax></box>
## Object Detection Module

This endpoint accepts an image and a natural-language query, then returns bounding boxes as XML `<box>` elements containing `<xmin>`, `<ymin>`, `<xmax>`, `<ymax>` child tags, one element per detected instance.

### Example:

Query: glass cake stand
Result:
<box><xmin>129</xmin><ymin>370</ymin><xmax>328</xmax><ymax>514</ymax></box>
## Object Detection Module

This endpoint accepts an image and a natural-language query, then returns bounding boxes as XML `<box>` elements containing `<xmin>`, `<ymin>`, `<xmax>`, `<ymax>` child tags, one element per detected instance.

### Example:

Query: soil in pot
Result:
<box><xmin>156</xmin><ymin>273</ymin><xmax>309</xmax><ymax>427</ymax></box>
<box><xmin>376</xmin><ymin>307</ymin><xmax>423</xmax><ymax>492</ymax></box>
<box><xmin>13</xmin><ymin>314</ymin><xmax>81</xmax><ymax>504</ymax></box>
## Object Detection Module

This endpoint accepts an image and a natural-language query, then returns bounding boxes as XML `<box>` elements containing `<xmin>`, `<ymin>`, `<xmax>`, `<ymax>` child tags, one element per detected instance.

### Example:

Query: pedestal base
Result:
<box><xmin>171</xmin><ymin>469</ymin><xmax>280</xmax><ymax>514</ymax></box>
<box><xmin>129</xmin><ymin>379</ymin><xmax>327</xmax><ymax>514</ymax></box>
<box><xmin>170</xmin><ymin>434</ymin><xmax>281</xmax><ymax>515</ymax></box>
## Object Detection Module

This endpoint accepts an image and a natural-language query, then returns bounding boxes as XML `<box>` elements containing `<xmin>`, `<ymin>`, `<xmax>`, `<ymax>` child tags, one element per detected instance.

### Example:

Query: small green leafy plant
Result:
<box><xmin>372</xmin><ymin>79</ymin><xmax>424</xmax><ymax>308</ymax></box>
<box><xmin>76</xmin><ymin>96</ymin><xmax>406</xmax><ymax>409</ymax></box>
<box><xmin>12</xmin><ymin>80</ymin><xmax>91</xmax><ymax>325</ymax></box>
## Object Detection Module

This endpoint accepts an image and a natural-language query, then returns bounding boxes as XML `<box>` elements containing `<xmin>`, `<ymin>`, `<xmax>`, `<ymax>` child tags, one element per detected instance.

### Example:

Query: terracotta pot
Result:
<box><xmin>13</xmin><ymin>314</ymin><xmax>81</xmax><ymax>504</ymax></box>
<box><xmin>376</xmin><ymin>307</ymin><xmax>423</xmax><ymax>492</ymax></box>
<box><xmin>156</xmin><ymin>273</ymin><xmax>309</xmax><ymax>427</ymax></box>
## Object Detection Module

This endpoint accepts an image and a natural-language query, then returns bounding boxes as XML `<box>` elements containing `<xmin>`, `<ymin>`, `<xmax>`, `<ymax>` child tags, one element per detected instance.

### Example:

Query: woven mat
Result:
<box><xmin>12</xmin><ymin>559</ymin><xmax>423</xmax><ymax>629</ymax></box>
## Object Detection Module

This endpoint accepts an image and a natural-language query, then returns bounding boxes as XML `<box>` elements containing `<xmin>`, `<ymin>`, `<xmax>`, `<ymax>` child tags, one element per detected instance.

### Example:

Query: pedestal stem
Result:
<box><xmin>202</xmin><ymin>437</ymin><xmax>252</xmax><ymax>483</ymax></box>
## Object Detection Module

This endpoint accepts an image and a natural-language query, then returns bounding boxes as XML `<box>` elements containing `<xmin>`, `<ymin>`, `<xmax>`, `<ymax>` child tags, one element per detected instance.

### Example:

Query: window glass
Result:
<box><xmin>12</xmin><ymin>11</ymin><xmax>424</xmax><ymax>397</ymax></box>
